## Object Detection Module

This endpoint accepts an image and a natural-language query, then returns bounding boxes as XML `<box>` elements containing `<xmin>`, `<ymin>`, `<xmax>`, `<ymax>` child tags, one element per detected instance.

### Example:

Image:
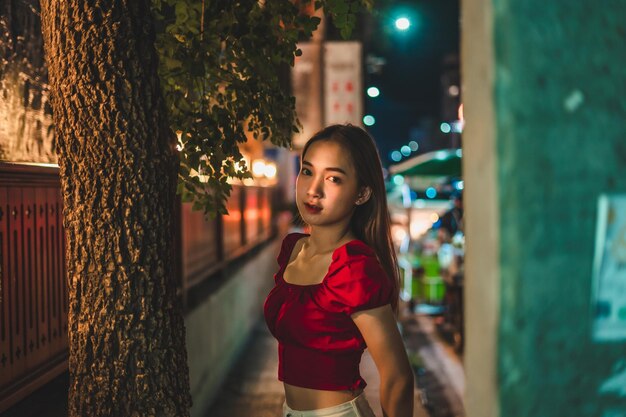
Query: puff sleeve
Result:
<box><xmin>274</xmin><ymin>233</ymin><xmax>307</xmax><ymax>279</ymax></box>
<box><xmin>323</xmin><ymin>242</ymin><xmax>393</xmax><ymax>316</ymax></box>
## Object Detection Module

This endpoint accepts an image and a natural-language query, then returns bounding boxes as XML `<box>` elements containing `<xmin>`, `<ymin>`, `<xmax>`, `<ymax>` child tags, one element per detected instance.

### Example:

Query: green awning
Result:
<box><xmin>389</xmin><ymin>149</ymin><xmax>462</xmax><ymax>177</ymax></box>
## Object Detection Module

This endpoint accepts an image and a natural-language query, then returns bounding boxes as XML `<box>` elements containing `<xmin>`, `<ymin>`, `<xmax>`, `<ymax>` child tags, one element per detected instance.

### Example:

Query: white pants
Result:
<box><xmin>282</xmin><ymin>392</ymin><xmax>376</xmax><ymax>417</ymax></box>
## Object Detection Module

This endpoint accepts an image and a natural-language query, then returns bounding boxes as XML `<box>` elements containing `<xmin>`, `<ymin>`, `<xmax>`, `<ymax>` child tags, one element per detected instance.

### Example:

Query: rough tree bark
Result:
<box><xmin>39</xmin><ymin>1</ymin><xmax>191</xmax><ymax>415</ymax></box>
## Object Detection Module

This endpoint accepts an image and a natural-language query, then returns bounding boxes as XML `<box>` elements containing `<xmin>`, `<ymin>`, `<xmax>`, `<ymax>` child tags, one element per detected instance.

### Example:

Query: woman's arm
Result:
<box><xmin>352</xmin><ymin>305</ymin><xmax>414</xmax><ymax>417</ymax></box>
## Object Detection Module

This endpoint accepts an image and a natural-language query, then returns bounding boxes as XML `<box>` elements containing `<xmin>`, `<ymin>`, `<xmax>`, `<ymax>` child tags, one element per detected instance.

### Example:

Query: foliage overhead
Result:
<box><xmin>151</xmin><ymin>0</ymin><xmax>371</xmax><ymax>215</ymax></box>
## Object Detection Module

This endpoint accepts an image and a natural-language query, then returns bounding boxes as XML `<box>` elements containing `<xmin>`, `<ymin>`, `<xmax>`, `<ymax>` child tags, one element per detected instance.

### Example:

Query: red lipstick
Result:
<box><xmin>304</xmin><ymin>202</ymin><xmax>322</xmax><ymax>214</ymax></box>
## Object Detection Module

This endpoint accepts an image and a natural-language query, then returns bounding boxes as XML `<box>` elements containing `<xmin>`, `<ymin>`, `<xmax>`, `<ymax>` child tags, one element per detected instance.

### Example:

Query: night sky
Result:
<box><xmin>361</xmin><ymin>0</ymin><xmax>460</xmax><ymax>166</ymax></box>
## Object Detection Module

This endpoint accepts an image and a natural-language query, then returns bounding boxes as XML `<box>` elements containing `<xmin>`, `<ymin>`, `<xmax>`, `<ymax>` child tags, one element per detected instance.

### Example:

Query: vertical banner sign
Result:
<box><xmin>323</xmin><ymin>41</ymin><xmax>363</xmax><ymax>126</ymax></box>
<box><xmin>291</xmin><ymin>42</ymin><xmax>323</xmax><ymax>149</ymax></box>
<box><xmin>591</xmin><ymin>194</ymin><xmax>626</xmax><ymax>342</ymax></box>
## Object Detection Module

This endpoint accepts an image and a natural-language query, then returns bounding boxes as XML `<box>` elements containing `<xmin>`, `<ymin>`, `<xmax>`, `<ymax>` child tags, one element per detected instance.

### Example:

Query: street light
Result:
<box><xmin>395</xmin><ymin>17</ymin><xmax>410</xmax><ymax>31</ymax></box>
<box><xmin>367</xmin><ymin>86</ymin><xmax>380</xmax><ymax>98</ymax></box>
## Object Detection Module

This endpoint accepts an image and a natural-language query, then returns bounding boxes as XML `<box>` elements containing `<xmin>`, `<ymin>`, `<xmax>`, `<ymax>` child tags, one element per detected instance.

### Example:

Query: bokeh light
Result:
<box><xmin>363</xmin><ymin>115</ymin><xmax>376</xmax><ymax>126</ymax></box>
<box><xmin>395</xmin><ymin>17</ymin><xmax>410</xmax><ymax>31</ymax></box>
<box><xmin>392</xmin><ymin>175</ymin><xmax>404</xmax><ymax>186</ymax></box>
<box><xmin>367</xmin><ymin>87</ymin><xmax>380</xmax><ymax>98</ymax></box>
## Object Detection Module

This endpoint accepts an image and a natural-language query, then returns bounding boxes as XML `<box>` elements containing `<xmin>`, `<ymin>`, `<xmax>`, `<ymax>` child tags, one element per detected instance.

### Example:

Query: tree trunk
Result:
<box><xmin>39</xmin><ymin>1</ymin><xmax>191</xmax><ymax>415</ymax></box>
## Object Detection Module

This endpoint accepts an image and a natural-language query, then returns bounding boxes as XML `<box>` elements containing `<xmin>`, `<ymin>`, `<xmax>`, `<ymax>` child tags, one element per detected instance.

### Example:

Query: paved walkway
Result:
<box><xmin>206</xmin><ymin>319</ymin><xmax>431</xmax><ymax>417</ymax></box>
<box><xmin>402</xmin><ymin>315</ymin><xmax>466</xmax><ymax>417</ymax></box>
<box><xmin>1</xmin><ymin>314</ymin><xmax>464</xmax><ymax>417</ymax></box>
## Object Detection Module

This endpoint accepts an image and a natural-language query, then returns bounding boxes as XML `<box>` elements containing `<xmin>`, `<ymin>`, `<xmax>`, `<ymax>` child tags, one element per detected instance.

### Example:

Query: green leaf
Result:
<box><xmin>175</xmin><ymin>2</ymin><xmax>189</xmax><ymax>23</ymax></box>
<box><xmin>152</xmin><ymin>0</ymin><xmax>370</xmax><ymax>215</ymax></box>
<box><xmin>334</xmin><ymin>0</ymin><xmax>349</xmax><ymax>15</ymax></box>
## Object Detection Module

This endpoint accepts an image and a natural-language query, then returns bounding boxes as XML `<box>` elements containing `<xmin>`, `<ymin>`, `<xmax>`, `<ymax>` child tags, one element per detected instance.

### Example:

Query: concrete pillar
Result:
<box><xmin>462</xmin><ymin>1</ymin><xmax>626</xmax><ymax>416</ymax></box>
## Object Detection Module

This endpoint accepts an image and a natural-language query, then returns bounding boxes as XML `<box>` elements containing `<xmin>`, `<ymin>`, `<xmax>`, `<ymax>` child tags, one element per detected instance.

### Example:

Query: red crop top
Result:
<box><xmin>263</xmin><ymin>233</ymin><xmax>393</xmax><ymax>391</ymax></box>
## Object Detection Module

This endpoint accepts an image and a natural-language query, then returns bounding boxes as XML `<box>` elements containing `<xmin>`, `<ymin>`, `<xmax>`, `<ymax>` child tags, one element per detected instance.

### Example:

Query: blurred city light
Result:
<box><xmin>367</xmin><ymin>86</ymin><xmax>380</xmax><ymax>98</ymax></box>
<box><xmin>363</xmin><ymin>115</ymin><xmax>376</xmax><ymax>126</ymax></box>
<box><xmin>400</xmin><ymin>145</ymin><xmax>411</xmax><ymax>156</ymax></box>
<box><xmin>392</xmin><ymin>175</ymin><xmax>404</xmax><ymax>186</ymax></box>
<box><xmin>430</xmin><ymin>213</ymin><xmax>440</xmax><ymax>223</ymax></box>
<box><xmin>393</xmin><ymin>227</ymin><xmax>408</xmax><ymax>243</ymax></box>
<box><xmin>455</xmin><ymin>180</ymin><xmax>464</xmax><ymax>190</ymax></box>
<box><xmin>234</xmin><ymin>158</ymin><xmax>248</xmax><ymax>173</ymax></box>
<box><xmin>391</xmin><ymin>151</ymin><xmax>402</xmax><ymax>162</ymax></box>
<box><xmin>440</xmin><ymin>122</ymin><xmax>451</xmax><ymax>133</ymax></box>
<box><xmin>409</xmin><ymin>141</ymin><xmax>419</xmax><ymax>151</ymax></box>
<box><xmin>435</xmin><ymin>150</ymin><xmax>448</xmax><ymax>160</ymax></box>
<box><xmin>458</xmin><ymin>104</ymin><xmax>465</xmax><ymax>132</ymax></box>
<box><xmin>401</xmin><ymin>183</ymin><xmax>412</xmax><ymax>208</ymax></box>
<box><xmin>426</xmin><ymin>187</ymin><xmax>437</xmax><ymax>198</ymax></box>
<box><xmin>250</xmin><ymin>159</ymin><xmax>278</xmax><ymax>180</ymax></box>
<box><xmin>264</xmin><ymin>162</ymin><xmax>277</xmax><ymax>179</ymax></box>
<box><xmin>395</xmin><ymin>17</ymin><xmax>410</xmax><ymax>31</ymax></box>
<box><xmin>448</xmin><ymin>85</ymin><xmax>459</xmax><ymax>96</ymax></box>
<box><xmin>450</xmin><ymin>121</ymin><xmax>463</xmax><ymax>133</ymax></box>
<box><xmin>252</xmin><ymin>160</ymin><xmax>266</xmax><ymax>177</ymax></box>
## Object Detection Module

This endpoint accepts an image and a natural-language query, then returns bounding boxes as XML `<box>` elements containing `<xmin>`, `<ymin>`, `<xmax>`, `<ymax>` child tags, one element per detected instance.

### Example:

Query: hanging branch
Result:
<box><xmin>151</xmin><ymin>0</ymin><xmax>370</xmax><ymax>216</ymax></box>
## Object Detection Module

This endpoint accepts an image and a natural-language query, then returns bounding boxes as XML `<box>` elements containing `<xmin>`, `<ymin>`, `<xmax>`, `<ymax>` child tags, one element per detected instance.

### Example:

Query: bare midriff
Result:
<box><xmin>284</xmin><ymin>383</ymin><xmax>362</xmax><ymax>411</ymax></box>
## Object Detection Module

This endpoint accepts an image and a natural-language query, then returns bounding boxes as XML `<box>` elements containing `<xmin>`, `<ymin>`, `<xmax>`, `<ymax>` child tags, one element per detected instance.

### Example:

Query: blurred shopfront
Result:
<box><xmin>388</xmin><ymin>149</ymin><xmax>465</xmax><ymax>353</ymax></box>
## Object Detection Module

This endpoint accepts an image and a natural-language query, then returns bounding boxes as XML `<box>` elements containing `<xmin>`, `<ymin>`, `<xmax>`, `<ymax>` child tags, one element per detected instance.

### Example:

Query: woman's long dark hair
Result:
<box><xmin>302</xmin><ymin>124</ymin><xmax>400</xmax><ymax>314</ymax></box>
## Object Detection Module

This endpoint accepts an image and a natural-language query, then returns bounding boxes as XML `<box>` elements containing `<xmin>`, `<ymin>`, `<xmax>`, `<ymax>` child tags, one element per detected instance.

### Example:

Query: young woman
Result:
<box><xmin>264</xmin><ymin>124</ymin><xmax>415</xmax><ymax>417</ymax></box>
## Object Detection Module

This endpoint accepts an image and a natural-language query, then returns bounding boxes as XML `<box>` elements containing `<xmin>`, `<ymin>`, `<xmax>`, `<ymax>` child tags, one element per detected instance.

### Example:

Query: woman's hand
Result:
<box><xmin>352</xmin><ymin>305</ymin><xmax>415</xmax><ymax>417</ymax></box>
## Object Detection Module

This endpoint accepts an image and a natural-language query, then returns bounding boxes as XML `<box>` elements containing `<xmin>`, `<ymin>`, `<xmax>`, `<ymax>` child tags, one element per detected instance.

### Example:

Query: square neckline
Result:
<box><xmin>279</xmin><ymin>233</ymin><xmax>360</xmax><ymax>288</ymax></box>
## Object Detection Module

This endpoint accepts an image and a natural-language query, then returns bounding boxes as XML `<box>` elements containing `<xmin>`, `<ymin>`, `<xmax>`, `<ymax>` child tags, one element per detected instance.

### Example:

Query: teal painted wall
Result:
<box><xmin>493</xmin><ymin>1</ymin><xmax>626</xmax><ymax>416</ymax></box>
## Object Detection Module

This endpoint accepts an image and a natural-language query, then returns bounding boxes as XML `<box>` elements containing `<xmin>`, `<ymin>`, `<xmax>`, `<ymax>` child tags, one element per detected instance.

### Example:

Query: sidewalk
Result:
<box><xmin>402</xmin><ymin>315</ymin><xmax>466</xmax><ymax>417</ymax></box>
<box><xmin>206</xmin><ymin>319</ymin><xmax>431</xmax><ymax>417</ymax></box>
<box><xmin>1</xmin><ymin>315</ymin><xmax>464</xmax><ymax>417</ymax></box>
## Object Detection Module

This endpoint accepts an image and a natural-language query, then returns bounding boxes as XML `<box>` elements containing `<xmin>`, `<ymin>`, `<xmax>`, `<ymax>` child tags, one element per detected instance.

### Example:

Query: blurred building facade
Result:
<box><xmin>462</xmin><ymin>1</ymin><xmax>626</xmax><ymax>416</ymax></box>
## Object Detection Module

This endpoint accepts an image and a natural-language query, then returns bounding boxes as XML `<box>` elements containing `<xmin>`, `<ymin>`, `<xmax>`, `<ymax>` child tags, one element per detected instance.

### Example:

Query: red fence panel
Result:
<box><xmin>0</xmin><ymin>165</ymin><xmax>275</xmax><ymax>411</ymax></box>
<box><xmin>0</xmin><ymin>165</ymin><xmax>68</xmax><ymax>412</ymax></box>
<box><xmin>245</xmin><ymin>187</ymin><xmax>259</xmax><ymax>245</ymax></box>
<box><xmin>180</xmin><ymin>202</ymin><xmax>220</xmax><ymax>288</ymax></box>
<box><xmin>223</xmin><ymin>186</ymin><xmax>243</xmax><ymax>258</ymax></box>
